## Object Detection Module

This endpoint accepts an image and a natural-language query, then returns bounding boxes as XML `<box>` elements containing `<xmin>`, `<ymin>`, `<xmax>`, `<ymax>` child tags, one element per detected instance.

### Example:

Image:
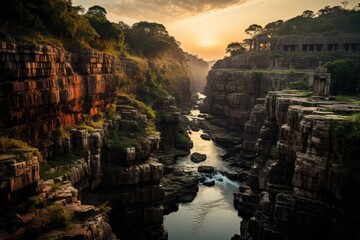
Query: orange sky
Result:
<box><xmin>74</xmin><ymin>0</ymin><xmax>358</xmax><ymax>61</ymax></box>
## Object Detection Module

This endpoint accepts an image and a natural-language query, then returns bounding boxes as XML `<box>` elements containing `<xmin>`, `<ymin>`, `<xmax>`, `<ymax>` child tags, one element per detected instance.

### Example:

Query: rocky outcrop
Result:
<box><xmin>97</xmin><ymin>97</ymin><xmax>166</xmax><ymax>240</ymax></box>
<box><xmin>0</xmin><ymin>153</ymin><xmax>40</xmax><ymax>207</ymax></box>
<box><xmin>235</xmin><ymin>90</ymin><xmax>360</xmax><ymax>239</ymax></box>
<box><xmin>0</xmin><ymin>42</ymin><xmax>118</xmax><ymax>151</ymax></box>
<box><xmin>205</xmin><ymin>68</ymin><xmax>308</xmax><ymax>131</ymax></box>
<box><xmin>0</xmin><ymin>162</ymin><xmax>117</xmax><ymax>240</ymax></box>
<box><xmin>161</xmin><ymin>168</ymin><xmax>199</xmax><ymax>212</ymax></box>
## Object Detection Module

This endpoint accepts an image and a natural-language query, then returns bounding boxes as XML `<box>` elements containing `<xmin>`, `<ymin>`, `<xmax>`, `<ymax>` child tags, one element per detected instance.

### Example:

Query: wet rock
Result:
<box><xmin>190</xmin><ymin>152</ymin><xmax>207</xmax><ymax>163</ymax></box>
<box><xmin>200</xmin><ymin>133</ymin><xmax>211</xmax><ymax>140</ymax></box>
<box><xmin>203</xmin><ymin>180</ymin><xmax>215</xmax><ymax>187</ymax></box>
<box><xmin>225</xmin><ymin>171</ymin><xmax>238</xmax><ymax>180</ymax></box>
<box><xmin>198</xmin><ymin>166</ymin><xmax>215</xmax><ymax>173</ymax></box>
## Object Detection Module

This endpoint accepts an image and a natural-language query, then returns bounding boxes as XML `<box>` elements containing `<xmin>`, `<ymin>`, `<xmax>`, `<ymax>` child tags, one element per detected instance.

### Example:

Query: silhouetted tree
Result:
<box><xmin>226</xmin><ymin>42</ymin><xmax>246</xmax><ymax>56</ymax></box>
<box><xmin>88</xmin><ymin>5</ymin><xmax>107</xmax><ymax>18</ymax></box>
<box><xmin>245</xmin><ymin>24</ymin><xmax>263</xmax><ymax>50</ymax></box>
<box><xmin>301</xmin><ymin>10</ymin><xmax>315</xmax><ymax>18</ymax></box>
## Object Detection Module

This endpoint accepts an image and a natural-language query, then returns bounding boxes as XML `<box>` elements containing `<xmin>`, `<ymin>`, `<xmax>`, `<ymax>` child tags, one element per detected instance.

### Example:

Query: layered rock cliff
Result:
<box><xmin>0</xmin><ymin>42</ymin><xmax>117</xmax><ymax>154</ymax></box>
<box><xmin>205</xmin><ymin>67</ymin><xmax>308</xmax><ymax>131</ymax></box>
<box><xmin>234</xmin><ymin>91</ymin><xmax>360</xmax><ymax>240</ymax></box>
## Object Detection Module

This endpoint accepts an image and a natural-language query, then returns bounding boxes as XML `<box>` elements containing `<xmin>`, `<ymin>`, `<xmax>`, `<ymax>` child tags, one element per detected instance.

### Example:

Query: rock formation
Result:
<box><xmin>0</xmin><ymin>42</ymin><xmax>118</xmax><ymax>154</ymax></box>
<box><xmin>205</xmin><ymin>66</ymin><xmax>308</xmax><ymax>131</ymax></box>
<box><xmin>234</xmin><ymin>90</ymin><xmax>360</xmax><ymax>240</ymax></box>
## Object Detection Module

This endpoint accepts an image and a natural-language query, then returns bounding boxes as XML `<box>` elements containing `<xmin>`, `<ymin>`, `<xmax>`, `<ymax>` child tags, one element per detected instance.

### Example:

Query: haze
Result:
<box><xmin>73</xmin><ymin>0</ymin><xmax>359</xmax><ymax>61</ymax></box>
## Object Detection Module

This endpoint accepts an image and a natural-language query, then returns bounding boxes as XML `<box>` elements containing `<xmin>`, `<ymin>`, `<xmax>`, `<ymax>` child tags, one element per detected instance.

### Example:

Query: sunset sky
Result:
<box><xmin>74</xmin><ymin>0</ymin><xmax>359</xmax><ymax>61</ymax></box>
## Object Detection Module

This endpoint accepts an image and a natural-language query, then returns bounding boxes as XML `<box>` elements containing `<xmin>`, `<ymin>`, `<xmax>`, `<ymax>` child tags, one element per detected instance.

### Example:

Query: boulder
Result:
<box><xmin>203</xmin><ymin>180</ymin><xmax>215</xmax><ymax>187</ymax></box>
<box><xmin>198</xmin><ymin>166</ymin><xmax>215</xmax><ymax>174</ymax></box>
<box><xmin>200</xmin><ymin>133</ymin><xmax>211</xmax><ymax>141</ymax></box>
<box><xmin>190</xmin><ymin>152</ymin><xmax>207</xmax><ymax>163</ymax></box>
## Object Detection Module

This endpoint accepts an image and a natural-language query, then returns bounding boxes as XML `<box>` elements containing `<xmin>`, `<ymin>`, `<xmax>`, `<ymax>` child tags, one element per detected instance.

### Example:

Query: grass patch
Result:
<box><xmin>0</xmin><ymin>137</ymin><xmax>42</xmax><ymax>162</ymax></box>
<box><xmin>118</xmin><ymin>93</ymin><xmax>156</xmax><ymax>119</ymax></box>
<box><xmin>40</xmin><ymin>150</ymin><xmax>87</xmax><ymax>180</ymax></box>
<box><xmin>335</xmin><ymin>95</ymin><xmax>360</xmax><ymax>105</ymax></box>
<box><xmin>46</xmin><ymin>205</ymin><xmax>72</xmax><ymax>229</ymax></box>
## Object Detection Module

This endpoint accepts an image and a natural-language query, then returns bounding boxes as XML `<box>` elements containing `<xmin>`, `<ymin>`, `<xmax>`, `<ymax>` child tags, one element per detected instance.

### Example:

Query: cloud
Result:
<box><xmin>105</xmin><ymin>0</ymin><xmax>250</xmax><ymax>22</ymax></box>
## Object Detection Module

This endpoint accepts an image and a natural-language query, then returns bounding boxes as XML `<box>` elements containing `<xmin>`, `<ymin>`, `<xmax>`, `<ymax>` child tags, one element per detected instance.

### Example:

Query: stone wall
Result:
<box><xmin>0</xmin><ymin>42</ymin><xmax>118</xmax><ymax>148</ymax></box>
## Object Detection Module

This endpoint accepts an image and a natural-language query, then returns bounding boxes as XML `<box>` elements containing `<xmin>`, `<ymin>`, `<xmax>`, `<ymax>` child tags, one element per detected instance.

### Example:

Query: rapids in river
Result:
<box><xmin>164</xmin><ymin>94</ymin><xmax>242</xmax><ymax>240</ymax></box>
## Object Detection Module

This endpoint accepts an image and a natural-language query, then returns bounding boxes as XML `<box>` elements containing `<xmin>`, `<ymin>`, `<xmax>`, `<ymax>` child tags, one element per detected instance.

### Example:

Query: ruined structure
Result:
<box><xmin>253</xmin><ymin>34</ymin><xmax>360</xmax><ymax>53</ymax></box>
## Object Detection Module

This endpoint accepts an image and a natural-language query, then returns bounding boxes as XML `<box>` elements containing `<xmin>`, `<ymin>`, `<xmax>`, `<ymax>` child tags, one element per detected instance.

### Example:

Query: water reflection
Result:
<box><xmin>164</xmin><ymin>95</ymin><xmax>241</xmax><ymax>239</ymax></box>
<box><xmin>164</xmin><ymin>178</ymin><xmax>241</xmax><ymax>240</ymax></box>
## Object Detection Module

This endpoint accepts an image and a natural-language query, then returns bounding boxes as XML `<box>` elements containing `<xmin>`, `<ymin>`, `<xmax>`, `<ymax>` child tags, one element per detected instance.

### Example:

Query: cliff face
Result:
<box><xmin>235</xmin><ymin>91</ymin><xmax>360</xmax><ymax>240</ymax></box>
<box><xmin>205</xmin><ymin>66</ymin><xmax>308</xmax><ymax>131</ymax></box>
<box><xmin>0</xmin><ymin>42</ymin><xmax>118</xmax><ymax>150</ymax></box>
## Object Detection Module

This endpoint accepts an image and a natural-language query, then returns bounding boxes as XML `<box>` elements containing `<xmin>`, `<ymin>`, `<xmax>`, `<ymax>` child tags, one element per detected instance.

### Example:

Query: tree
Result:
<box><xmin>245</xmin><ymin>24</ymin><xmax>263</xmax><ymax>51</ymax></box>
<box><xmin>325</xmin><ymin>59</ymin><xmax>360</xmax><ymax>95</ymax></box>
<box><xmin>245</xmin><ymin>24</ymin><xmax>263</xmax><ymax>38</ymax></box>
<box><xmin>301</xmin><ymin>10</ymin><xmax>315</xmax><ymax>18</ymax></box>
<box><xmin>242</xmin><ymin>39</ymin><xmax>253</xmax><ymax>51</ymax></box>
<box><xmin>88</xmin><ymin>5</ymin><xmax>107</xmax><ymax>18</ymax></box>
<box><xmin>226</xmin><ymin>42</ymin><xmax>246</xmax><ymax>56</ymax></box>
<box><xmin>126</xmin><ymin>21</ymin><xmax>180</xmax><ymax>57</ymax></box>
<box><xmin>264</xmin><ymin>20</ymin><xmax>284</xmax><ymax>36</ymax></box>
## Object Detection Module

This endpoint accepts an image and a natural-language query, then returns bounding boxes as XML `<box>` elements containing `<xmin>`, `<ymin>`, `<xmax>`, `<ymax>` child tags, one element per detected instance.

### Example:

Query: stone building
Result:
<box><xmin>253</xmin><ymin>34</ymin><xmax>360</xmax><ymax>52</ymax></box>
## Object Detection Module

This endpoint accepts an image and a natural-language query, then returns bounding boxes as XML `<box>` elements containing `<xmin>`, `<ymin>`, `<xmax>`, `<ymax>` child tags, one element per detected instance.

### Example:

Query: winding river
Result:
<box><xmin>164</xmin><ymin>95</ymin><xmax>242</xmax><ymax>240</ymax></box>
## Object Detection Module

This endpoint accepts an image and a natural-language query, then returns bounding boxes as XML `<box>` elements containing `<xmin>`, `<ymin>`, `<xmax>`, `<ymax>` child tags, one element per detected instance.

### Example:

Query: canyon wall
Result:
<box><xmin>0</xmin><ymin>42</ymin><xmax>118</xmax><ymax>152</ymax></box>
<box><xmin>0</xmin><ymin>42</ymin><xmax>168</xmax><ymax>239</ymax></box>
<box><xmin>234</xmin><ymin>91</ymin><xmax>360</xmax><ymax>240</ymax></box>
<box><xmin>205</xmin><ymin>67</ymin><xmax>308</xmax><ymax>131</ymax></box>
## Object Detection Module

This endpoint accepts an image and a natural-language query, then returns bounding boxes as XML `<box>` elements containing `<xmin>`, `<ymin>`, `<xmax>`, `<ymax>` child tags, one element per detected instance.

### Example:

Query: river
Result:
<box><xmin>164</xmin><ymin>95</ymin><xmax>242</xmax><ymax>240</ymax></box>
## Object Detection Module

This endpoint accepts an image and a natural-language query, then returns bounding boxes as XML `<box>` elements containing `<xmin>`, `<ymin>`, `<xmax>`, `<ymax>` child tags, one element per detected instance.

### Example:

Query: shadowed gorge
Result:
<box><xmin>1</xmin><ymin>1</ymin><xmax>360</xmax><ymax>240</ymax></box>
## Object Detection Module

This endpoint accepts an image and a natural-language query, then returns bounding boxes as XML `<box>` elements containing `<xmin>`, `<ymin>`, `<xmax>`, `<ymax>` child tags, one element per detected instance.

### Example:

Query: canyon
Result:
<box><xmin>1</xmin><ymin>41</ymin><xmax>360</xmax><ymax>240</ymax></box>
<box><xmin>205</xmin><ymin>56</ymin><xmax>360</xmax><ymax>240</ymax></box>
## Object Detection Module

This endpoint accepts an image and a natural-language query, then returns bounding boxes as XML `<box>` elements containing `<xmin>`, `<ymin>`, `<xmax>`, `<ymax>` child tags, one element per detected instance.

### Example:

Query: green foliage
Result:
<box><xmin>174</xmin><ymin>121</ymin><xmax>192</xmax><ymax>149</ymax></box>
<box><xmin>98</xmin><ymin>201</ymin><xmax>112</xmax><ymax>219</ymax></box>
<box><xmin>28</xmin><ymin>195</ymin><xmax>45</xmax><ymax>209</ymax></box>
<box><xmin>51</xmin><ymin>127</ymin><xmax>66</xmax><ymax>142</ymax></box>
<box><xmin>333</xmin><ymin>114</ymin><xmax>360</xmax><ymax>149</ymax></box>
<box><xmin>46</xmin><ymin>205</ymin><xmax>72</xmax><ymax>229</ymax></box>
<box><xmin>335</xmin><ymin>95</ymin><xmax>360</xmax><ymax>105</ymax></box>
<box><xmin>107</xmin><ymin>133</ymin><xmax>141</xmax><ymax>150</ymax></box>
<box><xmin>325</xmin><ymin>59</ymin><xmax>360</xmax><ymax>95</ymax></box>
<box><xmin>333</xmin><ymin>114</ymin><xmax>360</xmax><ymax>197</ymax></box>
<box><xmin>285</xmin><ymin>78</ymin><xmax>310</xmax><ymax>90</ymax></box>
<box><xmin>272</xmin><ymin>5</ymin><xmax>360</xmax><ymax>36</ymax></box>
<box><xmin>251</xmin><ymin>71</ymin><xmax>263</xmax><ymax>81</ymax></box>
<box><xmin>40</xmin><ymin>150</ymin><xmax>86</xmax><ymax>180</ymax></box>
<box><xmin>0</xmin><ymin>0</ymin><xmax>99</xmax><ymax>48</ymax></box>
<box><xmin>105</xmin><ymin>103</ymin><xmax>117</xmax><ymax>120</ymax></box>
<box><xmin>125</xmin><ymin>21</ymin><xmax>180</xmax><ymax>58</ymax></box>
<box><xmin>118</xmin><ymin>94</ymin><xmax>156</xmax><ymax>119</ymax></box>
<box><xmin>0</xmin><ymin>137</ymin><xmax>42</xmax><ymax>162</ymax></box>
